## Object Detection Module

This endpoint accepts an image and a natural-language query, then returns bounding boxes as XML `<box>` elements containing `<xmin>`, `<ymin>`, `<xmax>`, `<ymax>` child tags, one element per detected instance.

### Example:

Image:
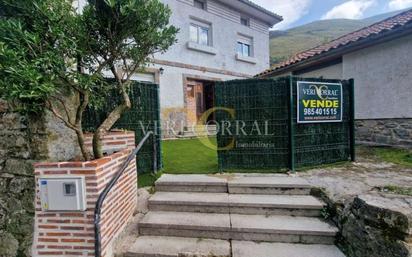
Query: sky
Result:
<box><xmin>252</xmin><ymin>0</ymin><xmax>412</xmax><ymax>29</ymax></box>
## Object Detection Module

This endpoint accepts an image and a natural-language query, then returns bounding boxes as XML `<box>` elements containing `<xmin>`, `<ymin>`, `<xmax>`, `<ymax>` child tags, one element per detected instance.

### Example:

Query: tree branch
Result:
<box><xmin>46</xmin><ymin>100</ymin><xmax>79</xmax><ymax>132</ymax></box>
<box><xmin>58</xmin><ymin>73</ymin><xmax>85</xmax><ymax>94</ymax></box>
<box><xmin>50</xmin><ymin>95</ymin><xmax>73</xmax><ymax>125</ymax></box>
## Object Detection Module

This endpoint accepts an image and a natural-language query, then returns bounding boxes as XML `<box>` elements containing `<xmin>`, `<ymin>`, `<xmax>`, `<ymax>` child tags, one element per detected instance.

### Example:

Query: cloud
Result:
<box><xmin>388</xmin><ymin>0</ymin><xmax>412</xmax><ymax>10</ymax></box>
<box><xmin>321</xmin><ymin>0</ymin><xmax>376</xmax><ymax>20</ymax></box>
<box><xmin>252</xmin><ymin>0</ymin><xmax>312</xmax><ymax>29</ymax></box>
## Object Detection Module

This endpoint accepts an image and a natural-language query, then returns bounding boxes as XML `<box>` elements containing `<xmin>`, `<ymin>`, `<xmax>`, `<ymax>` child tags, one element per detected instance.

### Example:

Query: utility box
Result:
<box><xmin>39</xmin><ymin>176</ymin><xmax>87</xmax><ymax>211</ymax></box>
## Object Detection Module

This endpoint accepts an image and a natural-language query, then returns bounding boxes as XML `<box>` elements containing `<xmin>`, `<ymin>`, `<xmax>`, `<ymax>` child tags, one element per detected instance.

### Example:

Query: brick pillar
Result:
<box><xmin>33</xmin><ymin>131</ymin><xmax>137</xmax><ymax>257</ymax></box>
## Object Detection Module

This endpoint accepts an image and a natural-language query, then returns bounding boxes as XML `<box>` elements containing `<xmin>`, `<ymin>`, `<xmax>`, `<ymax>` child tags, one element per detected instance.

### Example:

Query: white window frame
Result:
<box><xmin>237</xmin><ymin>34</ymin><xmax>253</xmax><ymax>57</ymax></box>
<box><xmin>189</xmin><ymin>19</ymin><xmax>212</xmax><ymax>46</ymax></box>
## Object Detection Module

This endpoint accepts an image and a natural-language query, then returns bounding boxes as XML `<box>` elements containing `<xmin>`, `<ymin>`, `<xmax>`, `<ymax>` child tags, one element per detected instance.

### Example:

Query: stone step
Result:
<box><xmin>228</xmin><ymin>175</ymin><xmax>312</xmax><ymax>195</ymax></box>
<box><xmin>148</xmin><ymin>192</ymin><xmax>324</xmax><ymax>216</ymax></box>
<box><xmin>232</xmin><ymin>241</ymin><xmax>346</xmax><ymax>257</ymax></box>
<box><xmin>155</xmin><ymin>174</ymin><xmax>313</xmax><ymax>195</ymax></box>
<box><xmin>139</xmin><ymin>212</ymin><xmax>337</xmax><ymax>244</ymax></box>
<box><xmin>155</xmin><ymin>174</ymin><xmax>227</xmax><ymax>193</ymax></box>
<box><xmin>125</xmin><ymin>237</ymin><xmax>346</xmax><ymax>257</ymax></box>
<box><xmin>230</xmin><ymin>213</ymin><xmax>337</xmax><ymax>244</ymax></box>
<box><xmin>125</xmin><ymin>236</ymin><xmax>231</xmax><ymax>257</ymax></box>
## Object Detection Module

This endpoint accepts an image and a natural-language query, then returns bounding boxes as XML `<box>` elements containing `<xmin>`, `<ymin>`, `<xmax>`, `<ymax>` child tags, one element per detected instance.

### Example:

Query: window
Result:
<box><xmin>240</xmin><ymin>17</ymin><xmax>250</xmax><ymax>27</ymax></box>
<box><xmin>237</xmin><ymin>42</ymin><xmax>251</xmax><ymax>57</ymax></box>
<box><xmin>190</xmin><ymin>23</ymin><xmax>210</xmax><ymax>46</ymax></box>
<box><xmin>194</xmin><ymin>0</ymin><xmax>206</xmax><ymax>10</ymax></box>
<box><xmin>237</xmin><ymin>34</ymin><xmax>253</xmax><ymax>57</ymax></box>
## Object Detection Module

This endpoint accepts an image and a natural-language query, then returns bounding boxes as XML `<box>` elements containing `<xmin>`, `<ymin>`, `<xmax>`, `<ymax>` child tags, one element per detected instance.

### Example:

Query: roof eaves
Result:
<box><xmin>257</xmin><ymin>9</ymin><xmax>412</xmax><ymax>77</ymax></box>
<box><xmin>258</xmin><ymin>22</ymin><xmax>412</xmax><ymax>78</ymax></box>
<box><xmin>237</xmin><ymin>0</ymin><xmax>283</xmax><ymax>21</ymax></box>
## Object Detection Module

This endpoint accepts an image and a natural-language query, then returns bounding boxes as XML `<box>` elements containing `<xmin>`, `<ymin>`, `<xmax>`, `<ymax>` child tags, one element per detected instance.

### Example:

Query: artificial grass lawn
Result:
<box><xmin>138</xmin><ymin>137</ymin><xmax>218</xmax><ymax>187</ymax></box>
<box><xmin>161</xmin><ymin>137</ymin><xmax>218</xmax><ymax>173</ymax></box>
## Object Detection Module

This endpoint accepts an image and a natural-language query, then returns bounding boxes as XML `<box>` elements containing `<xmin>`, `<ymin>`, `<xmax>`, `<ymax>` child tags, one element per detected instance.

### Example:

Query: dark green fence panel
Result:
<box><xmin>215</xmin><ymin>78</ymin><xmax>290</xmax><ymax>170</ymax></box>
<box><xmin>83</xmin><ymin>81</ymin><xmax>161</xmax><ymax>173</ymax></box>
<box><xmin>215</xmin><ymin>77</ymin><xmax>353</xmax><ymax>171</ymax></box>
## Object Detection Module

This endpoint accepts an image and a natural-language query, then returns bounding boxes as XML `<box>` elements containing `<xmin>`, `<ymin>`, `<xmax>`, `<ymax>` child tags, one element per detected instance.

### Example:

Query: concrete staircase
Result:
<box><xmin>125</xmin><ymin>174</ymin><xmax>346</xmax><ymax>257</ymax></box>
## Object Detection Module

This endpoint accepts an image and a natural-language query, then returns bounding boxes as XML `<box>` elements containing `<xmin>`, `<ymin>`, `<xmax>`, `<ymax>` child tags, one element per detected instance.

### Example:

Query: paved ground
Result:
<box><xmin>300</xmin><ymin>153</ymin><xmax>412</xmax><ymax>218</ymax></box>
<box><xmin>302</xmin><ymin>161</ymin><xmax>412</xmax><ymax>202</ymax></box>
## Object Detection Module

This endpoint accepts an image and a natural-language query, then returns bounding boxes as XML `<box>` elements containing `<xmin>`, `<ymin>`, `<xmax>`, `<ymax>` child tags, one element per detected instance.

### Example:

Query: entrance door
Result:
<box><xmin>186</xmin><ymin>80</ymin><xmax>205</xmax><ymax>126</ymax></box>
<box><xmin>195</xmin><ymin>86</ymin><xmax>205</xmax><ymax>121</ymax></box>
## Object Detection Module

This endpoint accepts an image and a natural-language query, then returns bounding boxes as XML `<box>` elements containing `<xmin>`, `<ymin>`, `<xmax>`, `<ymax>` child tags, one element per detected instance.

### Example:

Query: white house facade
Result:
<box><xmin>74</xmin><ymin>0</ymin><xmax>281</xmax><ymax>137</ymax></box>
<box><xmin>141</xmin><ymin>0</ymin><xmax>282</xmax><ymax>137</ymax></box>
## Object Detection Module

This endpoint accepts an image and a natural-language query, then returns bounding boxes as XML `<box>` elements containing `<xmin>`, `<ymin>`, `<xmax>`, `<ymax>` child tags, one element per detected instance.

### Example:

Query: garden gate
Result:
<box><xmin>83</xmin><ymin>81</ymin><xmax>161</xmax><ymax>173</ymax></box>
<box><xmin>215</xmin><ymin>76</ymin><xmax>355</xmax><ymax>171</ymax></box>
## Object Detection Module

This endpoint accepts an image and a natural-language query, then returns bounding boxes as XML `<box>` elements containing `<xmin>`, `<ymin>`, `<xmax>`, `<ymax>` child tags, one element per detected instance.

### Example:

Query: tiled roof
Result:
<box><xmin>257</xmin><ymin>9</ymin><xmax>412</xmax><ymax>77</ymax></box>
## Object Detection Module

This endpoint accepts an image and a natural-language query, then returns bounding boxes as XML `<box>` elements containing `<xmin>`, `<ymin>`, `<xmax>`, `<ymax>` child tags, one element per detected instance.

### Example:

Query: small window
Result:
<box><xmin>237</xmin><ymin>42</ymin><xmax>251</xmax><ymax>57</ymax></box>
<box><xmin>237</xmin><ymin>34</ymin><xmax>253</xmax><ymax>57</ymax></box>
<box><xmin>194</xmin><ymin>0</ymin><xmax>206</xmax><ymax>10</ymax></box>
<box><xmin>240</xmin><ymin>17</ymin><xmax>250</xmax><ymax>27</ymax></box>
<box><xmin>190</xmin><ymin>23</ymin><xmax>210</xmax><ymax>46</ymax></box>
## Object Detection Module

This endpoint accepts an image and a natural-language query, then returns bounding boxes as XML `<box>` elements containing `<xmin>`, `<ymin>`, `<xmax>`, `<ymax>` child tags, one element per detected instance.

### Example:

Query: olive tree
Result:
<box><xmin>0</xmin><ymin>0</ymin><xmax>178</xmax><ymax>160</ymax></box>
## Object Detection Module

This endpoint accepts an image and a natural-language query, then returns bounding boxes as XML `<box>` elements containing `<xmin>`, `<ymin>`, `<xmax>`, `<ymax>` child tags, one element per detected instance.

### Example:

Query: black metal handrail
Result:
<box><xmin>94</xmin><ymin>131</ymin><xmax>157</xmax><ymax>257</ymax></box>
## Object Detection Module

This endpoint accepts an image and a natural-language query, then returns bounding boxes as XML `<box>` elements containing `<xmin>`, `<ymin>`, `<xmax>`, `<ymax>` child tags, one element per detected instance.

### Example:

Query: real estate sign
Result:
<box><xmin>297</xmin><ymin>81</ymin><xmax>343</xmax><ymax>123</ymax></box>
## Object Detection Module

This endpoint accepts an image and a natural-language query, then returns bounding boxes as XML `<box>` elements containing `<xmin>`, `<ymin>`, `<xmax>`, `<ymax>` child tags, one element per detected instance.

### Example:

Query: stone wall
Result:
<box><xmin>338</xmin><ymin>195</ymin><xmax>411</xmax><ymax>257</ymax></box>
<box><xmin>0</xmin><ymin>103</ymin><xmax>46</xmax><ymax>257</ymax></box>
<box><xmin>0</xmin><ymin>100</ymin><xmax>78</xmax><ymax>257</ymax></box>
<box><xmin>356</xmin><ymin>119</ymin><xmax>412</xmax><ymax>148</ymax></box>
<box><xmin>314</xmin><ymin>189</ymin><xmax>412</xmax><ymax>257</ymax></box>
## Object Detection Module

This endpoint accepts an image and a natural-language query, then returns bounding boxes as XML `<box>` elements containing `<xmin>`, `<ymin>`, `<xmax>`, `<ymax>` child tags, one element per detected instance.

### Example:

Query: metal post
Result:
<box><xmin>155</xmin><ymin>84</ymin><xmax>162</xmax><ymax>170</ymax></box>
<box><xmin>349</xmin><ymin>79</ymin><xmax>356</xmax><ymax>162</ymax></box>
<box><xmin>153</xmin><ymin>134</ymin><xmax>158</xmax><ymax>173</ymax></box>
<box><xmin>288</xmin><ymin>76</ymin><xmax>296</xmax><ymax>171</ymax></box>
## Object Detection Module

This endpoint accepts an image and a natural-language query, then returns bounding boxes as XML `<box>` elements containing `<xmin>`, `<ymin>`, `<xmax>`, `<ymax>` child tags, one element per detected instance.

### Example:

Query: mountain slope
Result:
<box><xmin>270</xmin><ymin>10</ymin><xmax>406</xmax><ymax>64</ymax></box>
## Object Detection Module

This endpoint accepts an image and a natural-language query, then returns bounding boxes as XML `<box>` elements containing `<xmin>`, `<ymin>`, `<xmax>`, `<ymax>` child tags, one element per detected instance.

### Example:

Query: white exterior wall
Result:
<box><xmin>274</xmin><ymin>34</ymin><xmax>412</xmax><ymax>120</ymax></box>
<box><xmin>150</xmin><ymin>63</ymin><xmax>240</xmax><ymax>108</ymax></box>
<box><xmin>159</xmin><ymin>0</ymin><xmax>270</xmax><ymax>75</ymax></box>
<box><xmin>342</xmin><ymin>34</ymin><xmax>412</xmax><ymax>119</ymax></box>
<box><xmin>156</xmin><ymin>0</ymin><xmax>271</xmax><ymax>109</ymax></box>
<box><xmin>298</xmin><ymin>63</ymin><xmax>343</xmax><ymax>80</ymax></box>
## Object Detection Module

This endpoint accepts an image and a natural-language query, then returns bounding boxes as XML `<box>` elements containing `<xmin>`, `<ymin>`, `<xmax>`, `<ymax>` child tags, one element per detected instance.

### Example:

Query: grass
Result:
<box><xmin>381</xmin><ymin>185</ymin><xmax>412</xmax><ymax>196</ymax></box>
<box><xmin>374</xmin><ymin>147</ymin><xmax>412</xmax><ymax>168</ymax></box>
<box><xmin>161</xmin><ymin>137</ymin><xmax>218</xmax><ymax>174</ymax></box>
<box><xmin>356</xmin><ymin>146</ymin><xmax>412</xmax><ymax>167</ymax></box>
<box><xmin>138</xmin><ymin>172</ymin><xmax>161</xmax><ymax>188</ymax></box>
<box><xmin>138</xmin><ymin>137</ymin><xmax>218</xmax><ymax>187</ymax></box>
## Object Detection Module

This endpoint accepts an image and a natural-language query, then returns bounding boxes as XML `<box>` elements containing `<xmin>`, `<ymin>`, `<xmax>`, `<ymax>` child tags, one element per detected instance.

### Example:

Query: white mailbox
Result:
<box><xmin>39</xmin><ymin>176</ymin><xmax>86</xmax><ymax>211</ymax></box>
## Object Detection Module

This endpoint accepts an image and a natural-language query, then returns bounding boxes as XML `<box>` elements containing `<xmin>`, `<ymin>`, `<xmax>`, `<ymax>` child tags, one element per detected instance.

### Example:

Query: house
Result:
<box><xmin>74</xmin><ymin>0</ymin><xmax>281</xmax><ymax>137</ymax></box>
<box><xmin>257</xmin><ymin>10</ymin><xmax>412</xmax><ymax>148</ymax></box>
<box><xmin>137</xmin><ymin>0</ymin><xmax>282</xmax><ymax>137</ymax></box>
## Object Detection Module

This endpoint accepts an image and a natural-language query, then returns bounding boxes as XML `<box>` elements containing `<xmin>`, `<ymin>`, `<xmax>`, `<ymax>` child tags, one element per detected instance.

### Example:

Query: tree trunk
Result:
<box><xmin>76</xmin><ymin>129</ymin><xmax>90</xmax><ymax>161</ymax></box>
<box><xmin>92</xmin><ymin>89</ymin><xmax>131</xmax><ymax>159</ymax></box>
